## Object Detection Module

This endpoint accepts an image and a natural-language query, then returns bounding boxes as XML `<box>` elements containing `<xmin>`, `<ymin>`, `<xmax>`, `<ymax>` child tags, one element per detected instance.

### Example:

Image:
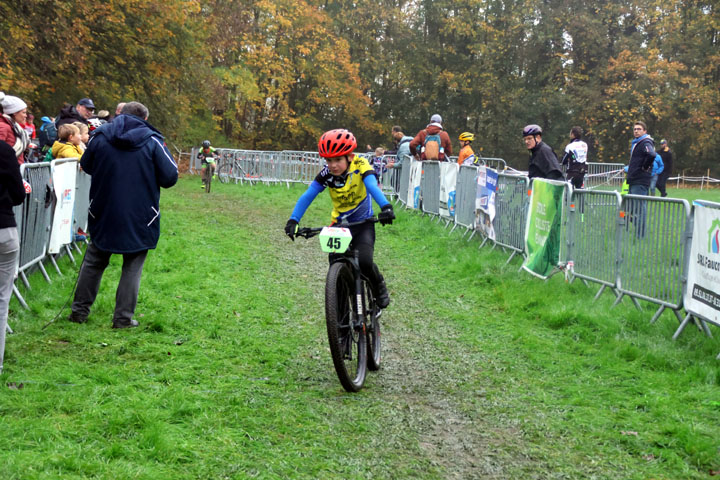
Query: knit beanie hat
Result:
<box><xmin>1</xmin><ymin>95</ymin><xmax>27</xmax><ymax>115</ymax></box>
<box><xmin>430</xmin><ymin>114</ymin><xmax>442</xmax><ymax>124</ymax></box>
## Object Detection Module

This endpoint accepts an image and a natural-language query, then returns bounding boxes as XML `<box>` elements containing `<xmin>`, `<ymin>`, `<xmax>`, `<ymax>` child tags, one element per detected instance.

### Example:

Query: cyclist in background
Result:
<box><xmin>197</xmin><ymin>140</ymin><xmax>218</xmax><ymax>187</ymax></box>
<box><xmin>457</xmin><ymin>132</ymin><xmax>476</xmax><ymax>166</ymax></box>
<box><xmin>561</xmin><ymin>126</ymin><xmax>588</xmax><ymax>189</ymax></box>
<box><xmin>284</xmin><ymin>129</ymin><xmax>395</xmax><ymax>309</ymax></box>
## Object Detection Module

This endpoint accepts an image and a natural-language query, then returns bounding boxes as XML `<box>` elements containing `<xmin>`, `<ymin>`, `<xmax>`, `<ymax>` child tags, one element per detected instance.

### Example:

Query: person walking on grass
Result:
<box><xmin>68</xmin><ymin>102</ymin><xmax>178</xmax><ymax>329</ymax></box>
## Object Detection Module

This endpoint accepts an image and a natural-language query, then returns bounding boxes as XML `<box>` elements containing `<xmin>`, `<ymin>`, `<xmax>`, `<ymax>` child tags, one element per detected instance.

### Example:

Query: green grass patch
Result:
<box><xmin>0</xmin><ymin>176</ymin><xmax>718</xmax><ymax>479</ymax></box>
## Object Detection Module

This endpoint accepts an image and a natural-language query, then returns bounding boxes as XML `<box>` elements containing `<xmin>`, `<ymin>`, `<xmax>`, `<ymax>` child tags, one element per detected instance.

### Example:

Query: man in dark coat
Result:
<box><xmin>656</xmin><ymin>139</ymin><xmax>673</xmax><ymax>197</ymax></box>
<box><xmin>56</xmin><ymin>98</ymin><xmax>96</xmax><ymax>127</ymax></box>
<box><xmin>68</xmin><ymin>101</ymin><xmax>178</xmax><ymax>328</ymax></box>
<box><xmin>522</xmin><ymin>124</ymin><xmax>564</xmax><ymax>181</ymax></box>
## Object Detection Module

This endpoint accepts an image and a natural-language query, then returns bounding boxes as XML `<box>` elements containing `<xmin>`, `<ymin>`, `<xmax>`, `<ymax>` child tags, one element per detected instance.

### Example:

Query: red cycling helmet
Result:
<box><xmin>318</xmin><ymin>129</ymin><xmax>357</xmax><ymax>158</ymax></box>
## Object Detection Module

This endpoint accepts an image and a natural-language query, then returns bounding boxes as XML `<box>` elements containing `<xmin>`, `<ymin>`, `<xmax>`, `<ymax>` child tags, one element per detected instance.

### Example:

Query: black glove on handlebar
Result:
<box><xmin>285</xmin><ymin>219</ymin><xmax>299</xmax><ymax>241</ymax></box>
<box><xmin>378</xmin><ymin>204</ymin><xmax>395</xmax><ymax>225</ymax></box>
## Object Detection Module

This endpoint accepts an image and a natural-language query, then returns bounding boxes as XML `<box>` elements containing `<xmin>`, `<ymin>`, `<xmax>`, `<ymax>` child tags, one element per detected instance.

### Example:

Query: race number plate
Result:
<box><xmin>319</xmin><ymin>227</ymin><xmax>352</xmax><ymax>253</ymax></box>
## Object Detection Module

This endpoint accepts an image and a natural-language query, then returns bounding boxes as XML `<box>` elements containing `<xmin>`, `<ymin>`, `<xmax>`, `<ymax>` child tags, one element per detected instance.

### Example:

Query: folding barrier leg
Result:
<box><xmin>593</xmin><ymin>284</ymin><xmax>606</xmax><ymax>302</ymax></box>
<box><xmin>64</xmin><ymin>246</ymin><xmax>76</xmax><ymax>265</ymax></box>
<box><xmin>5</xmin><ymin>323</ymin><xmax>12</xmax><ymax>334</ymax></box>
<box><xmin>12</xmin><ymin>284</ymin><xmax>28</xmax><ymax>310</ymax></box>
<box><xmin>650</xmin><ymin>305</ymin><xmax>665</xmax><ymax>324</ymax></box>
<box><xmin>20</xmin><ymin>271</ymin><xmax>31</xmax><ymax>289</ymax></box>
<box><xmin>50</xmin><ymin>255</ymin><xmax>62</xmax><ymax>276</ymax></box>
<box><xmin>504</xmin><ymin>250</ymin><xmax>517</xmax><ymax>266</ymax></box>
<box><xmin>611</xmin><ymin>293</ymin><xmax>624</xmax><ymax>308</ymax></box>
<box><xmin>38</xmin><ymin>262</ymin><xmax>51</xmax><ymax>283</ymax></box>
<box><xmin>673</xmin><ymin>313</ymin><xmax>694</xmax><ymax>340</ymax></box>
<box><xmin>631</xmin><ymin>297</ymin><xmax>643</xmax><ymax>311</ymax></box>
<box><xmin>449</xmin><ymin>224</ymin><xmax>458</xmax><ymax>235</ymax></box>
<box><xmin>479</xmin><ymin>237</ymin><xmax>488</xmax><ymax>249</ymax></box>
<box><xmin>466</xmin><ymin>230</ymin><xmax>475</xmax><ymax>242</ymax></box>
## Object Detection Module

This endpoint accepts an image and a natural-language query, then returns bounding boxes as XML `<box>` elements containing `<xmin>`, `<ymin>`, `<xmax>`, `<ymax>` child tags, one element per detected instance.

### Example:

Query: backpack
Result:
<box><xmin>423</xmin><ymin>132</ymin><xmax>443</xmax><ymax>160</ymax></box>
<box><xmin>38</xmin><ymin>122</ymin><xmax>58</xmax><ymax>151</ymax></box>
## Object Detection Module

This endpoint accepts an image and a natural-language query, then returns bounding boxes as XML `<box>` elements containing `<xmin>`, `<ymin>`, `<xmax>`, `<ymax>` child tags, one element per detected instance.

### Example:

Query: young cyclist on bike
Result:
<box><xmin>285</xmin><ymin>129</ymin><xmax>395</xmax><ymax>308</ymax></box>
<box><xmin>197</xmin><ymin>140</ymin><xmax>218</xmax><ymax>187</ymax></box>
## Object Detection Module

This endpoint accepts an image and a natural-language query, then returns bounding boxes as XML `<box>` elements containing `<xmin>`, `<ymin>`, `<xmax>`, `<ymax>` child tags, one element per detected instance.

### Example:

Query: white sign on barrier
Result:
<box><xmin>684</xmin><ymin>203</ymin><xmax>720</xmax><ymax>325</ymax></box>
<box><xmin>408</xmin><ymin>160</ymin><xmax>422</xmax><ymax>209</ymax></box>
<box><xmin>439</xmin><ymin>162</ymin><xmax>458</xmax><ymax>217</ymax></box>
<box><xmin>48</xmin><ymin>161</ymin><xmax>78</xmax><ymax>254</ymax></box>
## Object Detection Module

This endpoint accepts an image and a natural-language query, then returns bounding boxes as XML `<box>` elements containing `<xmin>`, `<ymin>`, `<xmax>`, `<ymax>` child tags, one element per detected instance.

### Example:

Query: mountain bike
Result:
<box><xmin>203</xmin><ymin>162</ymin><xmax>213</xmax><ymax>193</ymax></box>
<box><xmin>295</xmin><ymin>218</ymin><xmax>382</xmax><ymax>392</ymax></box>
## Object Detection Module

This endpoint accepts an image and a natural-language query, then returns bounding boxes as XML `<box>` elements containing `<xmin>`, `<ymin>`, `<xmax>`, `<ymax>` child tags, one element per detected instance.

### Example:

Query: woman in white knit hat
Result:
<box><xmin>0</xmin><ymin>92</ymin><xmax>31</xmax><ymax>164</ymax></box>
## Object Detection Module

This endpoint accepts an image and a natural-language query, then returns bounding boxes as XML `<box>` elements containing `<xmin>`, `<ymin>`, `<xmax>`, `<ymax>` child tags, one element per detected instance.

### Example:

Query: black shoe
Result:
<box><xmin>112</xmin><ymin>319</ymin><xmax>139</xmax><ymax>329</ymax></box>
<box><xmin>68</xmin><ymin>312</ymin><xmax>88</xmax><ymax>324</ymax></box>
<box><xmin>376</xmin><ymin>281</ymin><xmax>390</xmax><ymax>309</ymax></box>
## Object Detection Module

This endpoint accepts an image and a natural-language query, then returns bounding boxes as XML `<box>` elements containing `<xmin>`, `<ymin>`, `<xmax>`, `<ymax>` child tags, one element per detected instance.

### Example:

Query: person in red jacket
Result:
<box><xmin>409</xmin><ymin>114</ymin><xmax>452</xmax><ymax>161</ymax></box>
<box><xmin>0</xmin><ymin>94</ymin><xmax>30</xmax><ymax>164</ymax></box>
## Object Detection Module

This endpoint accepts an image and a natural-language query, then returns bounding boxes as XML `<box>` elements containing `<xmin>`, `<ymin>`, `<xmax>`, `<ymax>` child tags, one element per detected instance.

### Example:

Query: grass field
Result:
<box><xmin>1</xmin><ymin>176</ymin><xmax>719</xmax><ymax>479</ymax></box>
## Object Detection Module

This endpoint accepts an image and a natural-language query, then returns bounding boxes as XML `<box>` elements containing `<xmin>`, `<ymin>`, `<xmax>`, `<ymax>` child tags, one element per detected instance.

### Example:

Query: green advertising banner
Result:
<box><xmin>522</xmin><ymin>179</ymin><xmax>566</xmax><ymax>279</ymax></box>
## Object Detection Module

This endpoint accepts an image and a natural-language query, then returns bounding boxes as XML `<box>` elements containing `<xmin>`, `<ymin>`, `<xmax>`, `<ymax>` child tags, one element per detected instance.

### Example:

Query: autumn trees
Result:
<box><xmin>0</xmin><ymin>0</ymin><xmax>717</xmax><ymax>173</ymax></box>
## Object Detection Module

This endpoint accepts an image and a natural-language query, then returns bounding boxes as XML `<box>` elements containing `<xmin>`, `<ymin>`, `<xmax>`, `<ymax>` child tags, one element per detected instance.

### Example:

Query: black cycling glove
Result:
<box><xmin>285</xmin><ymin>219</ymin><xmax>298</xmax><ymax>241</ymax></box>
<box><xmin>378</xmin><ymin>204</ymin><xmax>395</xmax><ymax>225</ymax></box>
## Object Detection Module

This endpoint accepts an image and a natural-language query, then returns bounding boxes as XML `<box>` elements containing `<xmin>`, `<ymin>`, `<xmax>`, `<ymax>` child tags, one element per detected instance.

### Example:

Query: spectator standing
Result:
<box><xmin>0</xmin><ymin>94</ymin><xmax>31</xmax><ymax>164</ymax></box>
<box><xmin>390</xmin><ymin>126</ymin><xmax>412</xmax><ymax>167</ymax></box>
<box><xmin>371</xmin><ymin>147</ymin><xmax>388</xmax><ymax>184</ymax></box>
<box><xmin>37</xmin><ymin>116</ymin><xmax>57</xmax><ymax>153</ymax></box>
<box><xmin>561</xmin><ymin>126</ymin><xmax>588</xmax><ymax>189</ymax></box>
<box><xmin>522</xmin><ymin>124</ymin><xmax>564</xmax><ymax>181</ymax></box>
<box><xmin>23</xmin><ymin>113</ymin><xmax>37</xmax><ymax>139</ymax></box>
<box><xmin>56</xmin><ymin>98</ymin><xmax>96</xmax><ymax>127</ymax></box>
<box><xmin>73</xmin><ymin>122</ymin><xmax>90</xmax><ymax>151</ymax></box>
<box><xmin>627</xmin><ymin>121</ymin><xmax>656</xmax><ymax>195</ymax></box>
<box><xmin>627</xmin><ymin>121</ymin><xmax>657</xmax><ymax>238</ymax></box>
<box><xmin>409</xmin><ymin>114</ymin><xmax>452</xmax><ymax>161</ymax></box>
<box><xmin>51</xmin><ymin>124</ymin><xmax>84</xmax><ymax>160</ymax></box>
<box><xmin>649</xmin><ymin>153</ymin><xmax>664</xmax><ymax>196</ymax></box>
<box><xmin>656</xmin><ymin>139</ymin><xmax>673</xmax><ymax>197</ymax></box>
<box><xmin>96</xmin><ymin>110</ymin><xmax>111</xmax><ymax>123</ymax></box>
<box><xmin>67</xmin><ymin>101</ymin><xmax>178</xmax><ymax>328</ymax></box>
<box><xmin>457</xmin><ymin>132</ymin><xmax>476</xmax><ymax>165</ymax></box>
<box><xmin>0</xmin><ymin>141</ymin><xmax>27</xmax><ymax>374</ymax></box>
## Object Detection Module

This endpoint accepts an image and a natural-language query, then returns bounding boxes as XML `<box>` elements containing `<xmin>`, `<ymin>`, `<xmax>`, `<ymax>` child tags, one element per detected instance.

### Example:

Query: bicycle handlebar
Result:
<box><xmin>295</xmin><ymin>217</ymin><xmax>378</xmax><ymax>239</ymax></box>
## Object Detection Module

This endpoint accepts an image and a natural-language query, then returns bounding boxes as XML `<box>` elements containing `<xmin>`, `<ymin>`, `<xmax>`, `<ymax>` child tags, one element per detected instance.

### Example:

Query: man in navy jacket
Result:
<box><xmin>68</xmin><ymin>102</ymin><xmax>178</xmax><ymax>328</ymax></box>
<box><xmin>627</xmin><ymin>121</ymin><xmax>656</xmax><ymax>238</ymax></box>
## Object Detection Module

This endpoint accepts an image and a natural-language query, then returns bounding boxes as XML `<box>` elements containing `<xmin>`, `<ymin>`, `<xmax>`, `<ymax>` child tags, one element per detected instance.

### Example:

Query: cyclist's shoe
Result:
<box><xmin>376</xmin><ymin>280</ymin><xmax>390</xmax><ymax>309</ymax></box>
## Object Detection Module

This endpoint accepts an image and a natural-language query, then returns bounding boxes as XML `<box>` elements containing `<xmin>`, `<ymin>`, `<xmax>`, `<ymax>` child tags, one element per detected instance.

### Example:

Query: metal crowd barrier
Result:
<box><xmin>16</xmin><ymin>163</ymin><xmax>54</xmax><ymax>290</ymax></box>
<box><xmin>615</xmin><ymin>195</ymin><xmax>691</xmax><ymax>323</ymax></box>
<box><xmin>397</xmin><ymin>161</ymin><xmax>411</xmax><ymax>207</ymax></box>
<box><xmin>566</xmin><ymin>190</ymin><xmax>622</xmax><ymax>300</ymax></box>
<box><xmin>490</xmin><ymin>173</ymin><xmax>530</xmax><ymax>263</ymax></box>
<box><xmin>481</xmin><ymin>157</ymin><xmax>507</xmax><ymax>171</ymax></box>
<box><xmin>420</xmin><ymin>161</ymin><xmax>441</xmax><ymax>217</ymax></box>
<box><xmin>73</xmin><ymin>170</ymin><xmax>91</xmax><ymax>238</ymax></box>
<box><xmin>451</xmin><ymin>165</ymin><xmax>478</xmax><ymax>236</ymax></box>
<box><xmin>584</xmin><ymin>162</ymin><xmax>624</xmax><ymax>190</ymax></box>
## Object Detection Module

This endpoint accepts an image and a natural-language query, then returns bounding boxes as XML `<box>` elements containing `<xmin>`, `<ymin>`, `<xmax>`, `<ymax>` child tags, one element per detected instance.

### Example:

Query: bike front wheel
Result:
<box><xmin>204</xmin><ymin>167</ymin><xmax>212</xmax><ymax>193</ymax></box>
<box><xmin>325</xmin><ymin>262</ymin><xmax>367</xmax><ymax>392</ymax></box>
<box><xmin>364</xmin><ymin>280</ymin><xmax>381</xmax><ymax>371</ymax></box>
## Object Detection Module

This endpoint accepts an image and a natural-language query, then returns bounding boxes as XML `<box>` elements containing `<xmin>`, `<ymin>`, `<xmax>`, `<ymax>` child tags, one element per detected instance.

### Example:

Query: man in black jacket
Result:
<box><xmin>67</xmin><ymin>101</ymin><xmax>178</xmax><ymax>329</ymax></box>
<box><xmin>627</xmin><ymin>121</ymin><xmax>657</xmax><ymax>237</ymax></box>
<box><xmin>522</xmin><ymin>124</ymin><xmax>564</xmax><ymax>181</ymax></box>
<box><xmin>56</xmin><ymin>98</ymin><xmax>96</xmax><ymax>127</ymax></box>
<box><xmin>656</xmin><ymin>139</ymin><xmax>673</xmax><ymax>197</ymax></box>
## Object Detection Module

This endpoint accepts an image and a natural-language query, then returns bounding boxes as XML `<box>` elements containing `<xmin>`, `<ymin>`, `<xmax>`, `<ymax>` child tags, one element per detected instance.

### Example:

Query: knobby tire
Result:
<box><xmin>204</xmin><ymin>167</ymin><xmax>212</xmax><ymax>193</ymax></box>
<box><xmin>364</xmin><ymin>280</ymin><xmax>381</xmax><ymax>371</ymax></box>
<box><xmin>325</xmin><ymin>262</ymin><xmax>367</xmax><ymax>392</ymax></box>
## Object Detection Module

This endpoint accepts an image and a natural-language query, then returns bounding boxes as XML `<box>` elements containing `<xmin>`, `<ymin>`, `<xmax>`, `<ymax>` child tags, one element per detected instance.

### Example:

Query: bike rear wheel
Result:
<box><xmin>325</xmin><ymin>262</ymin><xmax>367</xmax><ymax>392</ymax></box>
<box><xmin>364</xmin><ymin>280</ymin><xmax>381</xmax><ymax>371</ymax></box>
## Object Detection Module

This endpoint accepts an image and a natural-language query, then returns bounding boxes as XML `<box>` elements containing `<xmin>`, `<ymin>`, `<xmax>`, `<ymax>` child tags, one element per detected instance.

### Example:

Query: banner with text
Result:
<box><xmin>475</xmin><ymin>166</ymin><xmax>498</xmax><ymax>240</ymax></box>
<box><xmin>522</xmin><ymin>179</ymin><xmax>565</xmax><ymax>279</ymax></box>
<box><xmin>439</xmin><ymin>162</ymin><xmax>458</xmax><ymax>217</ymax></box>
<box><xmin>684</xmin><ymin>202</ymin><xmax>720</xmax><ymax>326</ymax></box>
<box><xmin>48</xmin><ymin>160</ymin><xmax>78</xmax><ymax>254</ymax></box>
<box><xmin>408</xmin><ymin>160</ymin><xmax>423</xmax><ymax>209</ymax></box>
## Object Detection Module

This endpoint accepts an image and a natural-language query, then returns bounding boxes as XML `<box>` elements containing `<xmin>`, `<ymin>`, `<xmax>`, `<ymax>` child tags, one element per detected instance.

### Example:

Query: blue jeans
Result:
<box><xmin>628</xmin><ymin>184</ymin><xmax>649</xmax><ymax>237</ymax></box>
<box><xmin>649</xmin><ymin>174</ymin><xmax>658</xmax><ymax>196</ymax></box>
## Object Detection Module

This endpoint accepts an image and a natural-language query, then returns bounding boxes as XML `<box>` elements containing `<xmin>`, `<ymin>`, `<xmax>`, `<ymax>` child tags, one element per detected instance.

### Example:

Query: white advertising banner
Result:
<box><xmin>475</xmin><ymin>166</ymin><xmax>498</xmax><ymax>240</ymax></box>
<box><xmin>684</xmin><ymin>203</ymin><xmax>720</xmax><ymax>326</ymax></box>
<box><xmin>408</xmin><ymin>160</ymin><xmax>423</xmax><ymax>209</ymax></box>
<box><xmin>48</xmin><ymin>160</ymin><xmax>78</xmax><ymax>254</ymax></box>
<box><xmin>439</xmin><ymin>162</ymin><xmax>458</xmax><ymax>218</ymax></box>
